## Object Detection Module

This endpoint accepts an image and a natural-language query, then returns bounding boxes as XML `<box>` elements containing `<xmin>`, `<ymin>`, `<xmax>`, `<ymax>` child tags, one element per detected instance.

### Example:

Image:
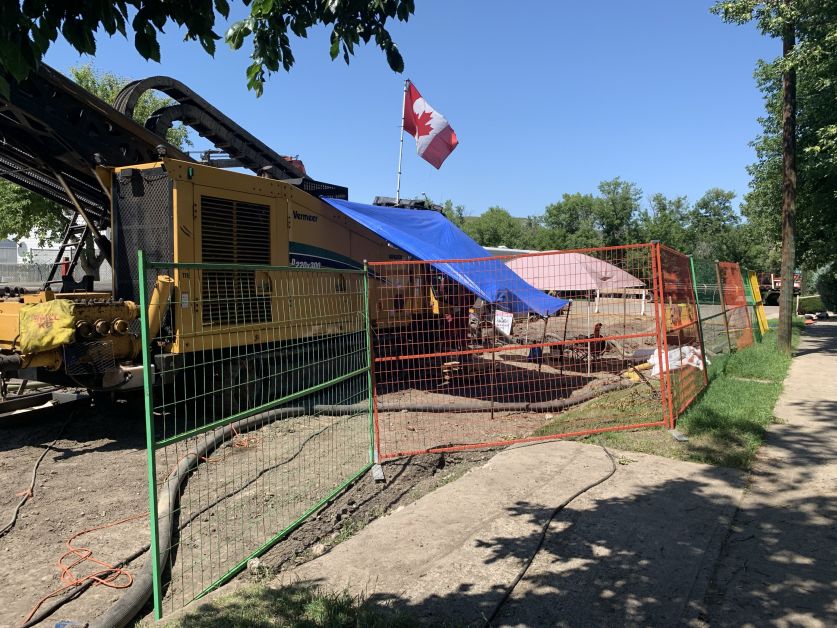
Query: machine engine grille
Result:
<box><xmin>112</xmin><ymin>168</ymin><xmax>174</xmax><ymax>302</ymax></box>
<box><xmin>200</xmin><ymin>195</ymin><xmax>272</xmax><ymax>326</ymax></box>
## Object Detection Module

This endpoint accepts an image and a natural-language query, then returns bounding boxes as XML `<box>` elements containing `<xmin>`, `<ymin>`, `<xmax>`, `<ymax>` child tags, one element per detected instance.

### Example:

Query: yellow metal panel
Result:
<box><xmin>748</xmin><ymin>271</ymin><xmax>770</xmax><ymax>335</ymax></box>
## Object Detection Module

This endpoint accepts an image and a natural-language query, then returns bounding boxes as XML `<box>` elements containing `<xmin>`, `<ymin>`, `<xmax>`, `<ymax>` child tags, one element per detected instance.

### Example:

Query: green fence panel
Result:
<box><xmin>692</xmin><ymin>258</ymin><xmax>757</xmax><ymax>357</ymax></box>
<box><xmin>139</xmin><ymin>252</ymin><xmax>373</xmax><ymax>618</ymax></box>
<box><xmin>691</xmin><ymin>258</ymin><xmax>729</xmax><ymax>357</ymax></box>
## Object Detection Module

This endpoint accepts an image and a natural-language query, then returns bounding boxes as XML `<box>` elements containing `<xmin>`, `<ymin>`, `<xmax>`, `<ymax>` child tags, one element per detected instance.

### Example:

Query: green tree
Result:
<box><xmin>541</xmin><ymin>193</ymin><xmax>604</xmax><ymax>250</ymax></box>
<box><xmin>0</xmin><ymin>183</ymin><xmax>66</xmax><ymax>247</ymax></box>
<box><xmin>637</xmin><ymin>193</ymin><xmax>689</xmax><ymax>250</ymax></box>
<box><xmin>713</xmin><ymin>0</ymin><xmax>837</xmax><ymax>351</ymax></box>
<box><xmin>463</xmin><ymin>206</ymin><xmax>524</xmax><ymax>248</ymax></box>
<box><xmin>687</xmin><ymin>188</ymin><xmax>740</xmax><ymax>260</ymax></box>
<box><xmin>733</xmin><ymin>8</ymin><xmax>837</xmax><ymax>271</ymax></box>
<box><xmin>0</xmin><ymin>0</ymin><xmax>414</xmax><ymax>97</ymax></box>
<box><xmin>517</xmin><ymin>215</ymin><xmax>551</xmax><ymax>250</ymax></box>
<box><xmin>595</xmin><ymin>178</ymin><xmax>642</xmax><ymax>246</ymax></box>
<box><xmin>0</xmin><ymin>63</ymin><xmax>190</xmax><ymax>244</ymax></box>
<box><xmin>441</xmin><ymin>199</ymin><xmax>466</xmax><ymax>228</ymax></box>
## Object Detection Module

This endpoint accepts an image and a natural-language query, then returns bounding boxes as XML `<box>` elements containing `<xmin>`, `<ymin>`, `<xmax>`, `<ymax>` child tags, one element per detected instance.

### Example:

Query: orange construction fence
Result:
<box><xmin>717</xmin><ymin>261</ymin><xmax>755</xmax><ymax>351</ymax></box>
<box><xmin>367</xmin><ymin>242</ymin><xmax>709</xmax><ymax>459</ymax></box>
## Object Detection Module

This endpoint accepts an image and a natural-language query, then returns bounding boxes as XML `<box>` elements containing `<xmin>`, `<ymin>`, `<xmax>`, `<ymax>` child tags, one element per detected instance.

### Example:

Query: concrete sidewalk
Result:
<box><xmin>275</xmin><ymin>440</ymin><xmax>745</xmax><ymax>626</ymax></box>
<box><xmin>697</xmin><ymin>321</ymin><xmax>837</xmax><ymax>627</ymax></box>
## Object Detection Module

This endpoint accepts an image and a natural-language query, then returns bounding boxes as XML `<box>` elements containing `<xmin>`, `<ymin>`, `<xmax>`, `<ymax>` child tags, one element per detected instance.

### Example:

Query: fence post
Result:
<box><xmin>650</xmin><ymin>242</ymin><xmax>673</xmax><ymax>428</ymax></box>
<box><xmin>363</xmin><ymin>261</ymin><xmax>377</xmax><ymax>465</ymax></box>
<box><xmin>715</xmin><ymin>261</ymin><xmax>734</xmax><ymax>354</ymax></box>
<box><xmin>138</xmin><ymin>250</ymin><xmax>163</xmax><ymax>620</ymax></box>
<box><xmin>689</xmin><ymin>255</ymin><xmax>710</xmax><ymax>386</ymax></box>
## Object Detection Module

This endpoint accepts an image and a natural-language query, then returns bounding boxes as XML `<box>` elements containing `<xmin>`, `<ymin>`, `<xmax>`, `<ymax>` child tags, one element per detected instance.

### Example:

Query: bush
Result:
<box><xmin>814</xmin><ymin>263</ymin><xmax>837</xmax><ymax>311</ymax></box>
<box><xmin>797</xmin><ymin>294</ymin><xmax>825</xmax><ymax>314</ymax></box>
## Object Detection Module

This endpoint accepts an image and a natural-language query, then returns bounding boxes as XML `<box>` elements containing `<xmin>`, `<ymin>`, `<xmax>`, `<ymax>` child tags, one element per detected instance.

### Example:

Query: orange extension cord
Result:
<box><xmin>20</xmin><ymin>425</ymin><xmax>262</xmax><ymax>626</ymax></box>
<box><xmin>20</xmin><ymin>513</ymin><xmax>147</xmax><ymax>625</ymax></box>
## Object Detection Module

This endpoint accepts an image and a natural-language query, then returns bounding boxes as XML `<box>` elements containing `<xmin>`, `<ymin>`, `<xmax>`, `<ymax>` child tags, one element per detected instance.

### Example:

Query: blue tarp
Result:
<box><xmin>322</xmin><ymin>198</ymin><xmax>568</xmax><ymax>317</ymax></box>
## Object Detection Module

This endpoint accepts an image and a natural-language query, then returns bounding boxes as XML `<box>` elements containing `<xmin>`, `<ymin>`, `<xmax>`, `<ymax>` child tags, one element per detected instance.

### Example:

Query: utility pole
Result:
<box><xmin>778</xmin><ymin>4</ymin><xmax>796</xmax><ymax>354</ymax></box>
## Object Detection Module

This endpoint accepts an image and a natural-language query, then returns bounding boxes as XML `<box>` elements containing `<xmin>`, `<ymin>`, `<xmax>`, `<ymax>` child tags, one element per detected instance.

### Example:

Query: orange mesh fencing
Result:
<box><xmin>368</xmin><ymin>244</ymin><xmax>676</xmax><ymax>459</ymax></box>
<box><xmin>717</xmin><ymin>262</ymin><xmax>754</xmax><ymax>351</ymax></box>
<box><xmin>657</xmin><ymin>246</ymin><xmax>709</xmax><ymax>426</ymax></box>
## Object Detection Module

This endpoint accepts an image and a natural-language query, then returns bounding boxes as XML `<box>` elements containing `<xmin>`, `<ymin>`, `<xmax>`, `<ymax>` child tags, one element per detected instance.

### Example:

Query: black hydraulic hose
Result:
<box><xmin>87</xmin><ymin>406</ymin><xmax>305</xmax><ymax>628</ymax></box>
<box><xmin>0</xmin><ymin>353</ymin><xmax>23</xmax><ymax>373</ymax></box>
<box><xmin>313</xmin><ymin>380</ymin><xmax>636</xmax><ymax>415</ymax></box>
<box><xmin>75</xmin><ymin>380</ymin><xmax>634</xmax><ymax>627</ymax></box>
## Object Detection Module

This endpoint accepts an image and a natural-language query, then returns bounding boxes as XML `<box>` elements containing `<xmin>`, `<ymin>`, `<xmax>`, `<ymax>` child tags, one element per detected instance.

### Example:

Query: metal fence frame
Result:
<box><xmin>139</xmin><ymin>251</ymin><xmax>374</xmax><ymax>619</ymax></box>
<box><xmin>137</xmin><ymin>245</ymin><xmax>762</xmax><ymax>617</ymax></box>
<box><xmin>366</xmin><ymin>242</ymin><xmax>710</xmax><ymax>457</ymax></box>
<box><xmin>692</xmin><ymin>258</ymin><xmax>758</xmax><ymax>357</ymax></box>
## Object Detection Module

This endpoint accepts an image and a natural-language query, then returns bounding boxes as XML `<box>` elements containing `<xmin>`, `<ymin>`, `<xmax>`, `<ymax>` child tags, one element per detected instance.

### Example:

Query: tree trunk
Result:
<box><xmin>778</xmin><ymin>16</ymin><xmax>797</xmax><ymax>354</ymax></box>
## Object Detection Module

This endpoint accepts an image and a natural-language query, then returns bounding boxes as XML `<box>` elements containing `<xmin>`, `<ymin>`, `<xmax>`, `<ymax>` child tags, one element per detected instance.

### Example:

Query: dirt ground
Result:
<box><xmin>0</xmin><ymin>396</ymin><xmax>495</xmax><ymax>627</ymax></box>
<box><xmin>0</xmin><ymin>297</ymin><xmax>667</xmax><ymax>626</ymax></box>
<box><xmin>0</xmin><ymin>399</ymin><xmax>150</xmax><ymax>628</ymax></box>
<box><xmin>374</xmin><ymin>298</ymin><xmax>662</xmax><ymax>456</ymax></box>
<box><xmin>255</xmin><ymin>449</ymin><xmax>495</xmax><ymax>575</ymax></box>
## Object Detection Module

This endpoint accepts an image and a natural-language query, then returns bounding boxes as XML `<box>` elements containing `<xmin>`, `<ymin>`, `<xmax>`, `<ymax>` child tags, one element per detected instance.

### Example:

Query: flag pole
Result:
<box><xmin>395</xmin><ymin>79</ymin><xmax>409</xmax><ymax>204</ymax></box>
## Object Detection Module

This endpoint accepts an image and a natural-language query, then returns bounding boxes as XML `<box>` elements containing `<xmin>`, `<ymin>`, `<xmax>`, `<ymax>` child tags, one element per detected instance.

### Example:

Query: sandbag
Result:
<box><xmin>18</xmin><ymin>299</ymin><xmax>76</xmax><ymax>354</ymax></box>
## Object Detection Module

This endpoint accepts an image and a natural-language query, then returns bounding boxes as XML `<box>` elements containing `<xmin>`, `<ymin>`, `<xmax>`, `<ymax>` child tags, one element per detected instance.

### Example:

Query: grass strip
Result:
<box><xmin>550</xmin><ymin>319</ymin><xmax>803</xmax><ymax>470</ymax></box>
<box><xmin>162</xmin><ymin>583</ymin><xmax>419</xmax><ymax>628</ymax></box>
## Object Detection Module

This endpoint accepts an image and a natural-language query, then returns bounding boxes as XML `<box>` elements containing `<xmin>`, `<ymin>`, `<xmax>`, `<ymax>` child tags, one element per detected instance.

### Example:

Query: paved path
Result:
<box><xmin>275</xmin><ymin>441</ymin><xmax>745</xmax><ymax>626</ymax></box>
<box><xmin>268</xmin><ymin>322</ymin><xmax>835</xmax><ymax>627</ymax></box>
<box><xmin>697</xmin><ymin>320</ymin><xmax>837</xmax><ymax>627</ymax></box>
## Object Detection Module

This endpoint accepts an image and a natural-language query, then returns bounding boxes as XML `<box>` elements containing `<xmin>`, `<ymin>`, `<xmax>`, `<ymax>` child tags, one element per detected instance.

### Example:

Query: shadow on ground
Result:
<box><xmin>176</xmin><ymin>447</ymin><xmax>835</xmax><ymax>628</ymax></box>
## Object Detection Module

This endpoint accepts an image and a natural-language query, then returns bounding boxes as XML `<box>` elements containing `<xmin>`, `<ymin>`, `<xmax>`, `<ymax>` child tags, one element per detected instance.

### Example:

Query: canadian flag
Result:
<box><xmin>403</xmin><ymin>82</ymin><xmax>458</xmax><ymax>169</ymax></box>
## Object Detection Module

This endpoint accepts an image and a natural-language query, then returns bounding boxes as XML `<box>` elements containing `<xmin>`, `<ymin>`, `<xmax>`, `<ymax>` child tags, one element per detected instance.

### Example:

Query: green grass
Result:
<box><xmin>570</xmin><ymin>319</ymin><xmax>803</xmax><ymax>470</ymax></box>
<box><xmin>533</xmin><ymin>384</ymin><xmax>663</xmax><ymax>437</ymax></box>
<box><xmin>164</xmin><ymin>583</ymin><xmax>419</xmax><ymax>628</ymax></box>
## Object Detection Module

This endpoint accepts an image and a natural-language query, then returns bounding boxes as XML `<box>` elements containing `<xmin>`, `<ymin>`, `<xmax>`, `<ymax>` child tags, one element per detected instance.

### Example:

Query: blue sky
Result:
<box><xmin>43</xmin><ymin>1</ymin><xmax>779</xmax><ymax>218</ymax></box>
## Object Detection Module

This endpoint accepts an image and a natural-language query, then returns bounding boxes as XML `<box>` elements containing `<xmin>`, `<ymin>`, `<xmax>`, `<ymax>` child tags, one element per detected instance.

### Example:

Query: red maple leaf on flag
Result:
<box><xmin>414</xmin><ymin>109</ymin><xmax>433</xmax><ymax>137</ymax></box>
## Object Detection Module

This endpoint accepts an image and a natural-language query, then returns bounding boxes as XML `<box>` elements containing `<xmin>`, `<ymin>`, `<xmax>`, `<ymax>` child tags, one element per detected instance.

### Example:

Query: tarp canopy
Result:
<box><xmin>322</xmin><ymin>198</ymin><xmax>568</xmax><ymax>316</ymax></box>
<box><xmin>507</xmin><ymin>251</ymin><xmax>645</xmax><ymax>292</ymax></box>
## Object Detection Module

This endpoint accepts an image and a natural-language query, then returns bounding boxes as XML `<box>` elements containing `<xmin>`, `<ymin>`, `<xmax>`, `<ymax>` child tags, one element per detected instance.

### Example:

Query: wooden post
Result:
<box><xmin>538</xmin><ymin>315</ymin><xmax>550</xmax><ymax>374</ymax></box>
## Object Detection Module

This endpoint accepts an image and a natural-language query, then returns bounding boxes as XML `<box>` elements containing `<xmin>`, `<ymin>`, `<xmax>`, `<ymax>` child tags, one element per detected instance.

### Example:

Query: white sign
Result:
<box><xmin>494</xmin><ymin>309</ymin><xmax>514</xmax><ymax>336</ymax></box>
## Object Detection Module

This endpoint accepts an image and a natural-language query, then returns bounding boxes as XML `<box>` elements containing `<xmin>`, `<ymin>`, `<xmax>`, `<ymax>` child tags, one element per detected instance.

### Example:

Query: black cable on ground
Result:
<box><xmin>18</xmin><ymin>407</ymin><xmax>307</xmax><ymax>628</ymax></box>
<box><xmin>315</xmin><ymin>380</ymin><xmax>636</xmax><ymax>415</ymax></box>
<box><xmin>19</xmin><ymin>543</ymin><xmax>151</xmax><ymax>628</ymax></box>
<box><xmin>87</xmin><ymin>406</ymin><xmax>307</xmax><ymax>628</ymax></box>
<box><xmin>482</xmin><ymin>445</ymin><xmax>618</xmax><ymax>627</ymax></box>
<box><xmin>0</xmin><ymin>412</ymin><xmax>77</xmax><ymax>539</ymax></box>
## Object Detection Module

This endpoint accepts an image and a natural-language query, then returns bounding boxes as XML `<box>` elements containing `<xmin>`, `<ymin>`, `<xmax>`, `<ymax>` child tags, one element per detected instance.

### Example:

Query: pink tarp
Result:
<box><xmin>506</xmin><ymin>251</ymin><xmax>645</xmax><ymax>292</ymax></box>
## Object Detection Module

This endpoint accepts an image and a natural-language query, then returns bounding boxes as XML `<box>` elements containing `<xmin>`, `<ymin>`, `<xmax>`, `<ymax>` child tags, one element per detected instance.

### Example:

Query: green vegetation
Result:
<box><xmin>813</xmin><ymin>263</ymin><xmax>837</xmax><ymax>311</ymax></box>
<box><xmin>796</xmin><ymin>295</ymin><xmax>825</xmax><ymax>315</ymax></box>
<box><xmin>450</xmin><ymin>182</ymin><xmax>767</xmax><ymax>271</ymax></box>
<box><xmin>164</xmin><ymin>583</ymin><xmax>418</xmax><ymax>628</ymax></box>
<box><xmin>544</xmin><ymin>320</ymin><xmax>803</xmax><ymax>470</ymax></box>
<box><xmin>0</xmin><ymin>63</ymin><xmax>190</xmax><ymax>246</ymax></box>
<box><xmin>0</xmin><ymin>1</ymin><xmax>413</xmax><ymax>97</ymax></box>
<box><xmin>713</xmin><ymin>1</ymin><xmax>837</xmax><ymax>273</ymax></box>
